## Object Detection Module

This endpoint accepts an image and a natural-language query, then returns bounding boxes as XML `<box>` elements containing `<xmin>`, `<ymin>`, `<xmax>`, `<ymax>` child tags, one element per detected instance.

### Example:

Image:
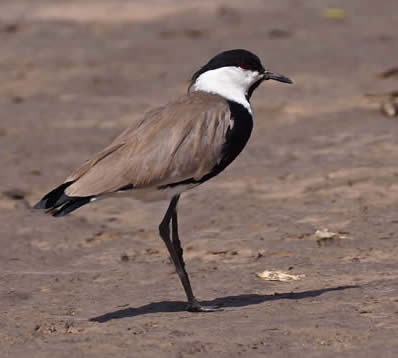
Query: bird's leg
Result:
<box><xmin>159</xmin><ymin>195</ymin><xmax>222</xmax><ymax>312</ymax></box>
<box><xmin>159</xmin><ymin>196</ymin><xmax>195</xmax><ymax>303</ymax></box>
<box><xmin>170</xmin><ymin>196</ymin><xmax>183</xmax><ymax>268</ymax></box>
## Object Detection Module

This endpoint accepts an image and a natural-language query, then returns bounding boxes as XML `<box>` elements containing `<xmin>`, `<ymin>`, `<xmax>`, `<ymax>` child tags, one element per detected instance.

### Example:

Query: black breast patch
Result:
<box><xmin>159</xmin><ymin>100</ymin><xmax>253</xmax><ymax>189</ymax></box>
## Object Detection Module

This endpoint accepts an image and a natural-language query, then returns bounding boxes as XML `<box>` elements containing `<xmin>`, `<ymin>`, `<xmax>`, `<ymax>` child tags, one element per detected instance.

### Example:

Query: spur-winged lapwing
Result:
<box><xmin>35</xmin><ymin>49</ymin><xmax>292</xmax><ymax>312</ymax></box>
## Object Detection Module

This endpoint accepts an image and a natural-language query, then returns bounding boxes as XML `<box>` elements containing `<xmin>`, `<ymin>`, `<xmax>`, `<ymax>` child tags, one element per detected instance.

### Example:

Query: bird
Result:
<box><xmin>34</xmin><ymin>49</ymin><xmax>292</xmax><ymax>312</ymax></box>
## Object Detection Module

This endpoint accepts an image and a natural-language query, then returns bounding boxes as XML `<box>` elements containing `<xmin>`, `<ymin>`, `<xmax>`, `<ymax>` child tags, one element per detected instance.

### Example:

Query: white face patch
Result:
<box><xmin>192</xmin><ymin>67</ymin><xmax>264</xmax><ymax>113</ymax></box>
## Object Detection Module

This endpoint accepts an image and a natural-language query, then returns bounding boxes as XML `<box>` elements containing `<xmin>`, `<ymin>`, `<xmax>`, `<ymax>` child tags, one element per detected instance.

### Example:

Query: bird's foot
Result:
<box><xmin>186</xmin><ymin>300</ymin><xmax>223</xmax><ymax>313</ymax></box>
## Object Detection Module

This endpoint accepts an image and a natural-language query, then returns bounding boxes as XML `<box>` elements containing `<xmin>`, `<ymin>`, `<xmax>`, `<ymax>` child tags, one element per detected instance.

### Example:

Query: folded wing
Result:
<box><xmin>64</xmin><ymin>92</ymin><xmax>232</xmax><ymax>197</ymax></box>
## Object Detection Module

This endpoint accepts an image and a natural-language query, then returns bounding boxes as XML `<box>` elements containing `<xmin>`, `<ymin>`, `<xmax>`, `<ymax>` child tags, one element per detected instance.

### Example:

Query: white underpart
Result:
<box><xmin>192</xmin><ymin>67</ymin><xmax>264</xmax><ymax>114</ymax></box>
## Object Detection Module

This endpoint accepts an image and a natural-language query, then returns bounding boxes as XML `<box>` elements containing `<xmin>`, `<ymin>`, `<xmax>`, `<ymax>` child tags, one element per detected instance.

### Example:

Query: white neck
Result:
<box><xmin>192</xmin><ymin>67</ymin><xmax>263</xmax><ymax>114</ymax></box>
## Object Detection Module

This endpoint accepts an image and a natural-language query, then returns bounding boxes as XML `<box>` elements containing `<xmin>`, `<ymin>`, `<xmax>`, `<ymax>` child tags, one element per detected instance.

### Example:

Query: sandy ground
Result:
<box><xmin>1</xmin><ymin>0</ymin><xmax>398</xmax><ymax>357</ymax></box>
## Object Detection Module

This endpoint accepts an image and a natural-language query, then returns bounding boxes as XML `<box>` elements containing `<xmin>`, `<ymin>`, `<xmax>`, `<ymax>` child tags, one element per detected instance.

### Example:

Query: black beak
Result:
<box><xmin>263</xmin><ymin>70</ymin><xmax>293</xmax><ymax>84</ymax></box>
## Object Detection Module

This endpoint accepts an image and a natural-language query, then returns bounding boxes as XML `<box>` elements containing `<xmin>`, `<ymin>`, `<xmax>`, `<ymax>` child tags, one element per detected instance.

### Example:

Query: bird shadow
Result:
<box><xmin>89</xmin><ymin>285</ymin><xmax>358</xmax><ymax>323</ymax></box>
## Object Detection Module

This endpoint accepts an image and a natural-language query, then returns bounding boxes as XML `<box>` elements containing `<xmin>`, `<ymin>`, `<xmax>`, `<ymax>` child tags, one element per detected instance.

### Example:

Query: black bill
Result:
<box><xmin>264</xmin><ymin>70</ymin><xmax>293</xmax><ymax>84</ymax></box>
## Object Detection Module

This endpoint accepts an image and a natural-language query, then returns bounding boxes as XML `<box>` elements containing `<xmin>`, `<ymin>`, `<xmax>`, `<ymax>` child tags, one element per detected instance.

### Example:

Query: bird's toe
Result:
<box><xmin>186</xmin><ymin>301</ymin><xmax>223</xmax><ymax>313</ymax></box>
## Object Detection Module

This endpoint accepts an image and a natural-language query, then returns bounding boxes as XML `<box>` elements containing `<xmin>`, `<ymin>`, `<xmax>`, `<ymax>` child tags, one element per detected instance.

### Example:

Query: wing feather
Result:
<box><xmin>65</xmin><ymin>93</ymin><xmax>231</xmax><ymax>197</ymax></box>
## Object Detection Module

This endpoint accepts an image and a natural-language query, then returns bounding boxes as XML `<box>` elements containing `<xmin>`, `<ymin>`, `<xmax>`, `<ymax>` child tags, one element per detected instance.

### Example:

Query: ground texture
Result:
<box><xmin>1</xmin><ymin>1</ymin><xmax>398</xmax><ymax>357</ymax></box>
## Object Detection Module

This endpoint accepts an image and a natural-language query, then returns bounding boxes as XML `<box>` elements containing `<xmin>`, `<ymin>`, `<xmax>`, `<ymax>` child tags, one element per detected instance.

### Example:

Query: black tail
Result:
<box><xmin>34</xmin><ymin>181</ymin><xmax>94</xmax><ymax>217</ymax></box>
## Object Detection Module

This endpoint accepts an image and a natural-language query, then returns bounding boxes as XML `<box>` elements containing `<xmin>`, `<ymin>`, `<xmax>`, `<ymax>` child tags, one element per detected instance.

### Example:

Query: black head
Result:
<box><xmin>190</xmin><ymin>49</ymin><xmax>292</xmax><ymax>99</ymax></box>
<box><xmin>191</xmin><ymin>49</ymin><xmax>264</xmax><ymax>83</ymax></box>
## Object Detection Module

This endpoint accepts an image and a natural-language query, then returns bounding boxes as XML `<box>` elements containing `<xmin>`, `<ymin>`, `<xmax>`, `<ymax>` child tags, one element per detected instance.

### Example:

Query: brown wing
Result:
<box><xmin>65</xmin><ymin>92</ymin><xmax>232</xmax><ymax>197</ymax></box>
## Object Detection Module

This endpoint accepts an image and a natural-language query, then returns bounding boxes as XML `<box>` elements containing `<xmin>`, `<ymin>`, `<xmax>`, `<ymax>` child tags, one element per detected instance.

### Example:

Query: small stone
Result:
<box><xmin>381</xmin><ymin>100</ymin><xmax>398</xmax><ymax>117</ymax></box>
<box><xmin>11</xmin><ymin>96</ymin><xmax>24</xmax><ymax>104</ymax></box>
<box><xmin>120</xmin><ymin>253</ymin><xmax>129</xmax><ymax>262</ymax></box>
<box><xmin>256</xmin><ymin>270</ymin><xmax>305</xmax><ymax>281</ymax></box>
<box><xmin>268</xmin><ymin>29</ymin><xmax>292</xmax><ymax>39</ymax></box>
<box><xmin>30</xmin><ymin>169</ymin><xmax>41</xmax><ymax>176</ymax></box>
<box><xmin>3</xmin><ymin>24</ymin><xmax>20</xmax><ymax>33</ymax></box>
<box><xmin>3</xmin><ymin>189</ymin><xmax>26</xmax><ymax>200</ymax></box>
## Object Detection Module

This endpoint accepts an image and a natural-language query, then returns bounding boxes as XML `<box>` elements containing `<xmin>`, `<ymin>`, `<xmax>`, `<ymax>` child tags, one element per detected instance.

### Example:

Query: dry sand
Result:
<box><xmin>1</xmin><ymin>0</ymin><xmax>398</xmax><ymax>357</ymax></box>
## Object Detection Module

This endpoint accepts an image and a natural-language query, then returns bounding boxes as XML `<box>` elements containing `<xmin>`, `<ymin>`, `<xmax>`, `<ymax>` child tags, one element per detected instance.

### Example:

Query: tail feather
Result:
<box><xmin>34</xmin><ymin>181</ymin><xmax>94</xmax><ymax>216</ymax></box>
<box><xmin>34</xmin><ymin>182</ymin><xmax>74</xmax><ymax>209</ymax></box>
<box><xmin>50</xmin><ymin>197</ymin><xmax>92</xmax><ymax>217</ymax></box>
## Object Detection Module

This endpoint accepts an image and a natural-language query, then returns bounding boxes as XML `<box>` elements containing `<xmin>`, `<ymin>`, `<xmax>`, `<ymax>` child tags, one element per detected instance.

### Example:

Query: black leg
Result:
<box><xmin>159</xmin><ymin>195</ymin><xmax>222</xmax><ymax>312</ymax></box>
<box><xmin>171</xmin><ymin>201</ymin><xmax>183</xmax><ymax>266</ymax></box>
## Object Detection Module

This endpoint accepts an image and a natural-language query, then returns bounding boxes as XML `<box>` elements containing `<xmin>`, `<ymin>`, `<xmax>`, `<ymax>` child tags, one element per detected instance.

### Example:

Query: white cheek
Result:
<box><xmin>192</xmin><ymin>66</ymin><xmax>258</xmax><ymax>112</ymax></box>
<box><xmin>245</xmin><ymin>71</ymin><xmax>262</xmax><ymax>85</ymax></box>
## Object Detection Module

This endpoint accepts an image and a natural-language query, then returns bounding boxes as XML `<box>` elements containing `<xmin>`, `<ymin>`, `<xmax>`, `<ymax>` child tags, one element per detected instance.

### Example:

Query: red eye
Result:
<box><xmin>240</xmin><ymin>63</ymin><xmax>249</xmax><ymax>70</ymax></box>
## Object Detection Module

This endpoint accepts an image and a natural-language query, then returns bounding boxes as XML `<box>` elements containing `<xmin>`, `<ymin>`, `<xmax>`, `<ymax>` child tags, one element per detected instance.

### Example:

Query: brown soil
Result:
<box><xmin>1</xmin><ymin>1</ymin><xmax>398</xmax><ymax>357</ymax></box>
